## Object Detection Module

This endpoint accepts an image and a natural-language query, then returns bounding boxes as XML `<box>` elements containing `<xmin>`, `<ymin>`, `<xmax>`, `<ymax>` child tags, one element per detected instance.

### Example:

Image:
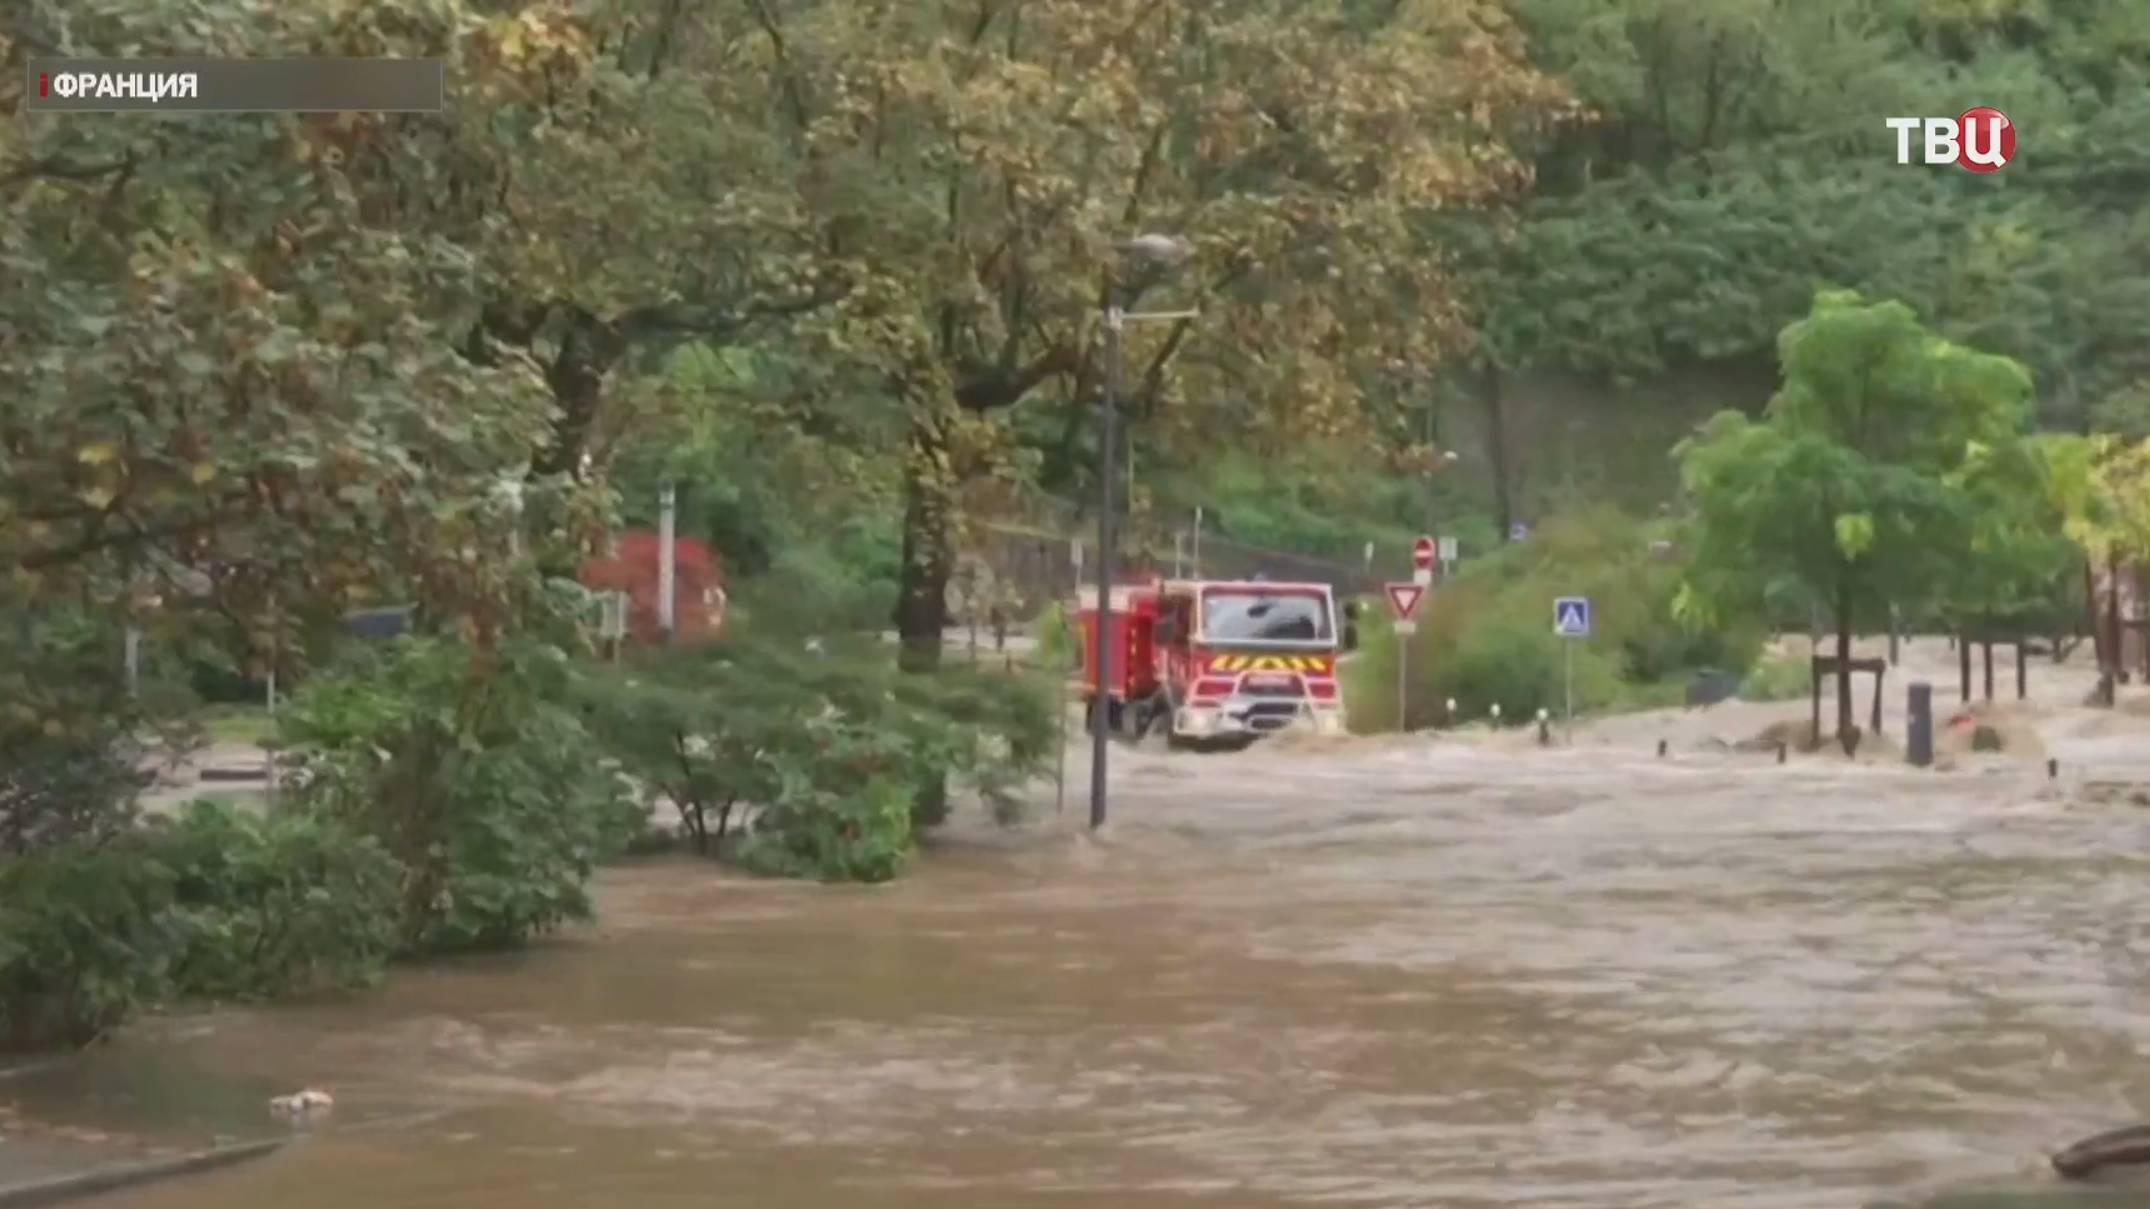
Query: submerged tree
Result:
<box><xmin>1676</xmin><ymin>290</ymin><xmax>2033</xmax><ymax>752</ymax></box>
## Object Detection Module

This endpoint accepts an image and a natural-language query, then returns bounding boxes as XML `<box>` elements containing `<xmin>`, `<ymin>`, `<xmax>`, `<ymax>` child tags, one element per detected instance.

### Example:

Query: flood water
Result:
<box><xmin>38</xmin><ymin>726</ymin><xmax>2150</xmax><ymax>1209</ymax></box>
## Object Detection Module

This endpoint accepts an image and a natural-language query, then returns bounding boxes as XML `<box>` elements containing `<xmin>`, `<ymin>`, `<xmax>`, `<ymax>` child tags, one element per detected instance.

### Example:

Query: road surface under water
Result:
<box><xmin>38</xmin><ymin>718</ymin><xmax>2150</xmax><ymax>1209</ymax></box>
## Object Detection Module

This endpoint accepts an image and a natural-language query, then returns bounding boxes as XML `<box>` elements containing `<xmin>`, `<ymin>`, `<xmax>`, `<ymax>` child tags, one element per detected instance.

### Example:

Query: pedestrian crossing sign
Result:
<box><xmin>1553</xmin><ymin>596</ymin><xmax>1591</xmax><ymax>638</ymax></box>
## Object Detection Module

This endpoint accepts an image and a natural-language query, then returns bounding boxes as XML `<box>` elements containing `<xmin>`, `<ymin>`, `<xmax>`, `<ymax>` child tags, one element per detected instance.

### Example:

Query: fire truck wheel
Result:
<box><xmin>1115</xmin><ymin>699</ymin><xmax>1149</xmax><ymax>742</ymax></box>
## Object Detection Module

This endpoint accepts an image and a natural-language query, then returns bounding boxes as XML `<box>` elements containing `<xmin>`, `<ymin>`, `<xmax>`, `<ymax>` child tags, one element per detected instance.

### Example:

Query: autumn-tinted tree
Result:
<box><xmin>1</xmin><ymin>0</ymin><xmax>602</xmax><ymax>670</ymax></box>
<box><xmin>723</xmin><ymin>0</ymin><xmax>1568</xmax><ymax>672</ymax></box>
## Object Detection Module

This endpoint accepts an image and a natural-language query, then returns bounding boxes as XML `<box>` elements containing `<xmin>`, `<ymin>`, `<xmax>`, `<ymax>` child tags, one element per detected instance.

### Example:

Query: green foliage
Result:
<box><xmin>0</xmin><ymin>801</ymin><xmax>402</xmax><ymax>1050</ymax></box>
<box><xmin>1679</xmin><ymin>292</ymin><xmax>2031</xmax><ymax>630</ymax></box>
<box><xmin>0</xmin><ymin>605</ymin><xmax>201</xmax><ymax>858</ymax></box>
<box><xmin>282</xmin><ymin>637</ymin><xmax>642</xmax><ymax>953</ymax></box>
<box><xmin>730</xmin><ymin>536</ymin><xmax>902</xmax><ymax>637</ymax></box>
<box><xmin>1349</xmin><ymin>508</ymin><xmax>1756</xmax><ymax>728</ymax></box>
<box><xmin>1740</xmin><ymin>653</ymin><xmax>1813</xmax><ymax>703</ymax></box>
<box><xmin>734</xmin><ymin>759</ymin><xmax>915</xmax><ymax>884</ymax></box>
<box><xmin>1678</xmin><ymin>291</ymin><xmax>2036</xmax><ymax>743</ymax></box>
<box><xmin>1152</xmin><ymin>453</ymin><xmax>1472</xmax><ymax>567</ymax></box>
<box><xmin>1481</xmin><ymin>0</ymin><xmax>2150</xmax><ymax>431</ymax></box>
<box><xmin>0</xmin><ymin>841</ymin><xmax>175</xmax><ymax>1051</ymax></box>
<box><xmin>1439</xmin><ymin>610</ymin><xmax>1624</xmax><ymax>720</ymax></box>
<box><xmin>582</xmin><ymin>637</ymin><xmax>1055</xmax><ymax>881</ymax></box>
<box><xmin>1033</xmin><ymin>601</ymin><xmax>1077</xmax><ymax>672</ymax></box>
<box><xmin>155</xmin><ymin>801</ymin><xmax>400</xmax><ymax>1002</ymax></box>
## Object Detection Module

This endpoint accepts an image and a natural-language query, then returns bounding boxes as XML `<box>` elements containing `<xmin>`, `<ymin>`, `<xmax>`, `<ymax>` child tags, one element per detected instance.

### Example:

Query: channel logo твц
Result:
<box><xmin>1886</xmin><ymin>108</ymin><xmax>2015</xmax><ymax>172</ymax></box>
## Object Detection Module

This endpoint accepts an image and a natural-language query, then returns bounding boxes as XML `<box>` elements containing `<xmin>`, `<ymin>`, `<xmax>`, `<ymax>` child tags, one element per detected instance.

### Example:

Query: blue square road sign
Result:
<box><xmin>1553</xmin><ymin>596</ymin><xmax>1591</xmax><ymax>638</ymax></box>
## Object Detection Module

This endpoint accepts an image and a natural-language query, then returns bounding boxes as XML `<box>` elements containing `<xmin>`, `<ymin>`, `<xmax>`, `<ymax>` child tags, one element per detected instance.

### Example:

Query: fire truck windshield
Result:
<box><xmin>1200</xmin><ymin>591</ymin><xmax>1333</xmax><ymax>643</ymax></box>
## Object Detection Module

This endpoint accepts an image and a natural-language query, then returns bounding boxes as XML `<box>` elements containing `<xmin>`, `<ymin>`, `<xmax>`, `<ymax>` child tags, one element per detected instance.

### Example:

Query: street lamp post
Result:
<box><xmin>1090</xmin><ymin>236</ymin><xmax>1195</xmax><ymax>831</ymax></box>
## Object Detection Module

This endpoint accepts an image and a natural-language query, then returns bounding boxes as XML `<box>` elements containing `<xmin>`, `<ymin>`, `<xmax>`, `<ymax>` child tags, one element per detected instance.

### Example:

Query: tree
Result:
<box><xmin>715</xmin><ymin>0</ymin><xmax>1568</xmax><ymax>676</ymax></box>
<box><xmin>1676</xmin><ymin>290</ymin><xmax>2032</xmax><ymax>751</ymax></box>
<box><xmin>1452</xmin><ymin>0</ymin><xmax>2150</xmax><ymax>440</ymax></box>
<box><xmin>1</xmin><ymin>0</ymin><xmax>622</xmax><ymax>671</ymax></box>
<box><xmin>2044</xmin><ymin>433</ymin><xmax>2150</xmax><ymax>686</ymax></box>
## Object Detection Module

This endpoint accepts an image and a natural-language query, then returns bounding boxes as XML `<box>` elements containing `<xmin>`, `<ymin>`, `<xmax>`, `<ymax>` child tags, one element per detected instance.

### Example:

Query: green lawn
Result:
<box><xmin>197</xmin><ymin>704</ymin><xmax>276</xmax><ymax>745</ymax></box>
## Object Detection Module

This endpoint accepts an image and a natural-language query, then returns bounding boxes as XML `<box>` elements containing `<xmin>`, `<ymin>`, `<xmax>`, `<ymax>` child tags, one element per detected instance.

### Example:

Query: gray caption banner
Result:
<box><xmin>25</xmin><ymin>58</ymin><xmax>443</xmax><ymax>113</ymax></box>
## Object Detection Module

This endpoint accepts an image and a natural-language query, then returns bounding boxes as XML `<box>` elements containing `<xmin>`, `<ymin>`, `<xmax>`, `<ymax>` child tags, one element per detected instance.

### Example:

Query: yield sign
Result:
<box><xmin>1384</xmin><ymin>582</ymin><xmax>1426</xmax><ymax>622</ymax></box>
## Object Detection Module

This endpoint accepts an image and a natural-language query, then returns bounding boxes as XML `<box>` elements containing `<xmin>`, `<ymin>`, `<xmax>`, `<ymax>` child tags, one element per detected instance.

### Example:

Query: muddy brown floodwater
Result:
<box><xmin>41</xmin><ymin>714</ymin><xmax>2150</xmax><ymax>1209</ymax></box>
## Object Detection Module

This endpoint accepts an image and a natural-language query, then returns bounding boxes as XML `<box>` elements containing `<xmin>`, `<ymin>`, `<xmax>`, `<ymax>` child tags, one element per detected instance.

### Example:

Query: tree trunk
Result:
<box><xmin>893</xmin><ymin>411</ymin><xmax>954</xmax><ymax>826</ymax></box>
<box><xmin>2138</xmin><ymin>561</ymin><xmax>2149</xmax><ymax>682</ymax></box>
<box><xmin>536</xmin><ymin>309</ymin><xmax>627</xmax><ymax>478</ymax></box>
<box><xmin>1834</xmin><ymin>579</ymin><xmax>1855</xmax><ymax>755</ymax></box>
<box><xmin>2107</xmin><ymin>553</ymin><xmax>2123</xmax><ymax>684</ymax></box>
<box><xmin>1482</xmin><ymin>363</ymin><xmax>1514</xmax><ymax>541</ymax></box>
<box><xmin>2084</xmin><ymin>556</ymin><xmax>2105</xmax><ymax>670</ymax></box>
<box><xmin>894</xmin><ymin>417</ymin><xmax>954</xmax><ymax>674</ymax></box>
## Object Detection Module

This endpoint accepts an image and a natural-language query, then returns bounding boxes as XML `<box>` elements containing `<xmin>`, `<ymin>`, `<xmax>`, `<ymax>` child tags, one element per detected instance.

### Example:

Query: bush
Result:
<box><xmin>0</xmin><ymin>803</ymin><xmax>403</xmax><ymax>1050</ymax></box>
<box><xmin>283</xmin><ymin>637</ymin><xmax>643</xmax><ymax>953</ymax></box>
<box><xmin>155</xmin><ymin>801</ymin><xmax>401</xmax><ymax>1001</ymax></box>
<box><xmin>583</xmin><ymin>637</ymin><xmax>1055</xmax><ymax>881</ymax></box>
<box><xmin>730</xmin><ymin>541</ymin><xmax>898</xmax><ymax>636</ymax></box>
<box><xmin>736</xmin><ymin>760</ymin><xmax>915</xmax><ymax>883</ymax></box>
<box><xmin>1439</xmin><ymin>611</ymin><xmax>1623</xmax><ymax>719</ymax></box>
<box><xmin>0</xmin><ymin>841</ymin><xmax>175</xmax><ymax>1051</ymax></box>
<box><xmin>1739</xmin><ymin>653</ymin><xmax>1811</xmax><ymax>702</ymax></box>
<box><xmin>0</xmin><ymin>606</ymin><xmax>187</xmax><ymax>857</ymax></box>
<box><xmin>1359</xmin><ymin>508</ymin><xmax>1763</xmax><ymax>728</ymax></box>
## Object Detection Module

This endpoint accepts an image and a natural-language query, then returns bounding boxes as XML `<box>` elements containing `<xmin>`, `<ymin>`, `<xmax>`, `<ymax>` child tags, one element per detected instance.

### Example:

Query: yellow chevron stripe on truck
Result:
<box><xmin>1208</xmin><ymin>654</ymin><xmax>1334</xmax><ymax>673</ymax></box>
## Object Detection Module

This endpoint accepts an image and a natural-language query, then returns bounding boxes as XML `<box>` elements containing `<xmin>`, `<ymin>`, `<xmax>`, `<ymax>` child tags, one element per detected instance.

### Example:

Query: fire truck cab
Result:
<box><xmin>1074</xmin><ymin>577</ymin><xmax>1356</xmax><ymax>748</ymax></box>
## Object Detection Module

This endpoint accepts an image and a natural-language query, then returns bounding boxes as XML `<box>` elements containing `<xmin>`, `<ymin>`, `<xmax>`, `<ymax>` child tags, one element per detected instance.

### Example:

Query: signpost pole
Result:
<box><xmin>1398</xmin><ymin>639</ymin><xmax>1409</xmax><ymax>734</ymax></box>
<box><xmin>1553</xmin><ymin>595</ymin><xmax>1590</xmax><ymax>745</ymax></box>
<box><xmin>1384</xmin><ymin>581</ymin><xmax>1426</xmax><ymax>735</ymax></box>
<box><xmin>1564</xmin><ymin>638</ymin><xmax>1573</xmax><ymax>743</ymax></box>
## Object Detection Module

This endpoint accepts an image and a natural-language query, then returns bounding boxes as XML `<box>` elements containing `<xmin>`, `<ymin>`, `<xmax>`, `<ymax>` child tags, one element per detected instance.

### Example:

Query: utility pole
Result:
<box><xmin>1425</xmin><ymin>388</ymin><xmax>1439</xmax><ymax>536</ymax></box>
<box><xmin>658</xmin><ymin>482</ymin><xmax>677</xmax><ymax>645</ymax></box>
<box><xmin>1090</xmin><ymin>305</ymin><xmax>1201</xmax><ymax>831</ymax></box>
<box><xmin>1089</xmin><ymin>234</ymin><xmax>1196</xmax><ymax>831</ymax></box>
<box><xmin>1091</xmin><ymin>307</ymin><xmax>1122</xmax><ymax>832</ymax></box>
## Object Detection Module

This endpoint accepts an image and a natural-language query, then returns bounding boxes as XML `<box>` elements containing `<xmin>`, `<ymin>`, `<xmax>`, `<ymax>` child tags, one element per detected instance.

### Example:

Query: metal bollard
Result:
<box><xmin>1656</xmin><ymin>739</ymin><xmax>1668</xmax><ymax>758</ymax></box>
<box><xmin>2048</xmin><ymin>758</ymin><xmax>2059</xmax><ymax>780</ymax></box>
<box><xmin>1907</xmin><ymin>680</ymin><xmax>1933</xmax><ymax>768</ymax></box>
<box><xmin>1777</xmin><ymin>743</ymin><xmax>1788</xmax><ymax>764</ymax></box>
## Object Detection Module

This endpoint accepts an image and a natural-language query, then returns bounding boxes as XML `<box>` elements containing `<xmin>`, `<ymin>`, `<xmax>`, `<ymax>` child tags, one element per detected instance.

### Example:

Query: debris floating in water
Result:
<box><xmin>2052</xmin><ymin>1123</ymin><xmax>2150</xmax><ymax>1180</ymax></box>
<box><xmin>268</xmin><ymin>1089</ymin><xmax>334</xmax><ymax>1119</ymax></box>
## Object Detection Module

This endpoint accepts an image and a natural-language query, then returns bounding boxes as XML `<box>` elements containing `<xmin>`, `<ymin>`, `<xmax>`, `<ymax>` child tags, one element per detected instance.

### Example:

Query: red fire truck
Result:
<box><xmin>1073</xmin><ymin>578</ymin><xmax>1358</xmax><ymax>748</ymax></box>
